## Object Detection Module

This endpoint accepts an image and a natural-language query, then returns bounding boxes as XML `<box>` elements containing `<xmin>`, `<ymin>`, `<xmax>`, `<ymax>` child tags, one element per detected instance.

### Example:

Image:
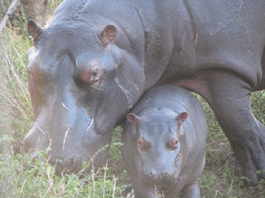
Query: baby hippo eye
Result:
<box><xmin>137</xmin><ymin>136</ymin><xmax>150</xmax><ymax>151</ymax></box>
<box><xmin>169</xmin><ymin>136</ymin><xmax>179</xmax><ymax>150</ymax></box>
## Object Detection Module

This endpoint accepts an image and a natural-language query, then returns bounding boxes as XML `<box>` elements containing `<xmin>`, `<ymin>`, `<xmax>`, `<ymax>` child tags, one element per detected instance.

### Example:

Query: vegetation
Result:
<box><xmin>1</xmin><ymin>1</ymin><xmax>265</xmax><ymax>197</ymax></box>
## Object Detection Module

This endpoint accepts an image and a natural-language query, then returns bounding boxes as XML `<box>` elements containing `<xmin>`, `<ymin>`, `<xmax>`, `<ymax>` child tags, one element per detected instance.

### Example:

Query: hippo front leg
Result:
<box><xmin>199</xmin><ymin>70</ymin><xmax>265</xmax><ymax>185</ymax></box>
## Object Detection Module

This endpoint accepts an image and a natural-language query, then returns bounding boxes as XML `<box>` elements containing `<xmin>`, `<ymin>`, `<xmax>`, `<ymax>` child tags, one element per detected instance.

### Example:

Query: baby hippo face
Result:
<box><xmin>127</xmin><ymin>109</ymin><xmax>188</xmax><ymax>187</ymax></box>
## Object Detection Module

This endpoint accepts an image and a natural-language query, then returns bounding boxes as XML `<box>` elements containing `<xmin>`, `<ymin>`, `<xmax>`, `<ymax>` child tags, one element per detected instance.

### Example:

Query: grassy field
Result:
<box><xmin>1</xmin><ymin>1</ymin><xmax>265</xmax><ymax>197</ymax></box>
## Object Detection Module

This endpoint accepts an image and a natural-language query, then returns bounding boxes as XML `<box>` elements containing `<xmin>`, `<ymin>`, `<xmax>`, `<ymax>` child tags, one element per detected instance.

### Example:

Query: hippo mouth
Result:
<box><xmin>47</xmin><ymin>149</ymin><xmax>108</xmax><ymax>176</ymax></box>
<box><xmin>47</xmin><ymin>155</ymin><xmax>85</xmax><ymax>175</ymax></box>
<box><xmin>140</xmin><ymin>174</ymin><xmax>178</xmax><ymax>188</ymax></box>
<box><xmin>29</xmin><ymin>142</ymin><xmax>107</xmax><ymax>176</ymax></box>
<box><xmin>29</xmin><ymin>152</ymin><xmax>89</xmax><ymax>176</ymax></box>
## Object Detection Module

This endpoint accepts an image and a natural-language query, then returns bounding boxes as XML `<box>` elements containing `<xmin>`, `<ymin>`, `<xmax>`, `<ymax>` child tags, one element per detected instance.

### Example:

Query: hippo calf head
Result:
<box><xmin>124</xmin><ymin>109</ymin><xmax>188</xmax><ymax>187</ymax></box>
<box><xmin>24</xmin><ymin>18</ymin><xmax>145</xmax><ymax>174</ymax></box>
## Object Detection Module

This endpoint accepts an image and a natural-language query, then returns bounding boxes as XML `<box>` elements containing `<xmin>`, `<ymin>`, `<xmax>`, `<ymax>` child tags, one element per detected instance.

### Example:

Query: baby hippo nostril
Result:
<box><xmin>147</xmin><ymin>170</ymin><xmax>157</xmax><ymax>178</ymax></box>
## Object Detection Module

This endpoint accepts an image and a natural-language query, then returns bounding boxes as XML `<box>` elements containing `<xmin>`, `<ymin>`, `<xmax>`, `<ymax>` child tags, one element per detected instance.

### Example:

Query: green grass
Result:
<box><xmin>1</xmin><ymin>1</ymin><xmax>265</xmax><ymax>197</ymax></box>
<box><xmin>198</xmin><ymin>95</ymin><xmax>264</xmax><ymax>198</ymax></box>
<box><xmin>0</xmin><ymin>146</ymin><xmax>126</xmax><ymax>197</ymax></box>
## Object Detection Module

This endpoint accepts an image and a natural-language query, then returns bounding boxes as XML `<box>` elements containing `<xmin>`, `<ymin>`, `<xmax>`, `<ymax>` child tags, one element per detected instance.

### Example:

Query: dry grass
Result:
<box><xmin>0</xmin><ymin>27</ymin><xmax>33</xmax><ymax>155</ymax></box>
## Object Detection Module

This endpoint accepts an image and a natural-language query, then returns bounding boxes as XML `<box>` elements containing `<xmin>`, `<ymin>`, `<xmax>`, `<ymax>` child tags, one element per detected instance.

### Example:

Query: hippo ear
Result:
<box><xmin>127</xmin><ymin>113</ymin><xmax>139</xmax><ymax>124</ymax></box>
<box><xmin>100</xmin><ymin>25</ymin><xmax>117</xmax><ymax>46</ymax></box>
<box><xmin>28</xmin><ymin>20</ymin><xmax>43</xmax><ymax>44</ymax></box>
<box><xmin>176</xmin><ymin>111</ymin><xmax>188</xmax><ymax>127</ymax></box>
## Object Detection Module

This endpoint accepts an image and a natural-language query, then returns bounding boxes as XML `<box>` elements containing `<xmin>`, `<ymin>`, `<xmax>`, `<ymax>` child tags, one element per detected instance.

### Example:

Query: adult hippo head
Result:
<box><xmin>24</xmin><ymin>16</ymin><xmax>145</xmax><ymax>173</ymax></box>
<box><xmin>24</xmin><ymin>0</ymin><xmax>265</xmax><ymax>185</ymax></box>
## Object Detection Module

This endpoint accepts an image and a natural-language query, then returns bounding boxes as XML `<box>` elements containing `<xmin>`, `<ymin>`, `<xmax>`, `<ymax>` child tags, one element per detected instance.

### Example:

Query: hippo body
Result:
<box><xmin>122</xmin><ymin>85</ymin><xmax>207</xmax><ymax>198</ymax></box>
<box><xmin>24</xmin><ymin>0</ymin><xmax>265</xmax><ymax>183</ymax></box>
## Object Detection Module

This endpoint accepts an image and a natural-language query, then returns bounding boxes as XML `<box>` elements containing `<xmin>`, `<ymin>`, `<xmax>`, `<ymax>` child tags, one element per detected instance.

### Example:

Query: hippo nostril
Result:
<box><xmin>31</xmin><ymin>153</ymin><xmax>44</xmax><ymax>163</ymax></box>
<box><xmin>148</xmin><ymin>170</ymin><xmax>156</xmax><ymax>178</ymax></box>
<box><xmin>65</xmin><ymin>155</ymin><xmax>82</xmax><ymax>173</ymax></box>
<box><xmin>31</xmin><ymin>154</ymin><xmax>38</xmax><ymax>163</ymax></box>
<box><xmin>67</xmin><ymin>157</ymin><xmax>75</xmax><ymax>170</ymax></box>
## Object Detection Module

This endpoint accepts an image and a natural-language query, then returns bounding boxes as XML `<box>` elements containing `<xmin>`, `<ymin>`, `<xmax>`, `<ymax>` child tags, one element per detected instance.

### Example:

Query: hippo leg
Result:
<box><xmin>179</xmin><ymin>178</ymin><xmax>201</xmax><ymax>198</ymax></box>
<box><xmin>199</xmin><ymin>70</ymin><xmax>265</xmax><ymax>185</ymax></box>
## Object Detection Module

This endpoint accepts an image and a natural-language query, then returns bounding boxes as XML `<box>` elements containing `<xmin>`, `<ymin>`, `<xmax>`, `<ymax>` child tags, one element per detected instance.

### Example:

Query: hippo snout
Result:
<box><xmin>48</xmin><ymin>155</ymin><xmax>83</xmax><ymax>174</ymax></box>
<box><xmin>142</xmin><ymin>169</ymin><xmax>177</xmax><ymax>186</ymax></box>
<box><xmin>30</xmin><ymin>151</ymin><xmax>84</xmax><ymax>174</ymax></box>
<box><xmin>64</xmin><ymin>155</ymin><xmax>83</xmax><ymax>173</ymax></box>
<box><xmin>24</xmin><ymin>126</ymin><xmax>51</xmax><ymax>152</ymax></box>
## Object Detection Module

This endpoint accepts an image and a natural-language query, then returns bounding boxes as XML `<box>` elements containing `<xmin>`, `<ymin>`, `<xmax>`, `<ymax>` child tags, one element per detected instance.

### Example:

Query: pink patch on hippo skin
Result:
<box><xmin>137</xmin><ymin>136</ymin><xmax>150</xmax><ymax>151</ymax></box>
<box><xmin>175</xmin><ymin>76</ymin><xmax>211</xmax><ymax>102</ymax></box>
<box><xmin>28</xmin><ymin>65</ymin><xmax>42</xmax><ymax>118</ymax></box>
<box><xmin>178</xmin><ymin>112</ymin><xmax>188</xmax><ymax>121</ymax></box>
<box><xmin>27</xmin><ymin>20</ymin><xmax>43</xmax><ymax>44</ymax></box>
<box><xmin>169</xmin><ymin>136</ymin><xmax>179</xmax><ymax>149</ymax></box>
<box><xmin>176</xmin><ymin>111</ymin><xmax>188</xmax><ymax>127</ymax></box>
<box><xmin>100</xmin><ymin>25</ymin><xmax>117</xmax><ymax>46</ymax></box>
<box><xmin>127</xmin><ymin>113</ymin><xmax>139</xmax><ymax>124</ymax></box>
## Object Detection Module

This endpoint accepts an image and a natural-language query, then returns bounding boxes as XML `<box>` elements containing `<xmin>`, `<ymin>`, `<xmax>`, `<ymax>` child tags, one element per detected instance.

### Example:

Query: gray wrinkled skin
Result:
<box><xmin>122</xmin><ymin>85</ymin><xmax>207</xmax><ymax>198</ymax></box>
<box><xmin>24</xmin><ymin>0</ymin><xmax>265</xmax><ymax>183</ymax></box>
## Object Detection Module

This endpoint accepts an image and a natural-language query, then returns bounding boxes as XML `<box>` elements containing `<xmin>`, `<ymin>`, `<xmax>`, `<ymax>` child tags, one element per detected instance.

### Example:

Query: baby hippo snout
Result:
<box><xmin>143</xmin><ymin>169</ymin><xmax>177</xmax><ymax>186</ymax></box>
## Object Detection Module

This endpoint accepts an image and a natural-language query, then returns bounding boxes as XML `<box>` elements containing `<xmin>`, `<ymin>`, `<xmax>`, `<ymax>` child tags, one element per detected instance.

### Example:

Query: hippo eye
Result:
<box><xmin>137</xmin><ymin>136</ymin><xmax>150</xmax><ymax>151</ymax></box>
<box><xmin>92</xmin><ymin>69</ymin><xmax>99</xmax><ymax>77</ymax></box>
<box><xmin>77</xmin><ymin>66</ymin><xmax>103</xmax><ymax>87</ymax></box>
<box><xmin>91</xmin><ymin>68</ymin><xmax>101</xmax><ymax>81</ymax></box>
<box><xmin>169</xmin><ymin>136</ymin><xmax>179</xmax><ymax>150</ymax></box>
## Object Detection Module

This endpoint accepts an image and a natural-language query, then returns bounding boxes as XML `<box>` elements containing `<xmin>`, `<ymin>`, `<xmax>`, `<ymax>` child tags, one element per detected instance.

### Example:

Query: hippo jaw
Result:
<box><xmin>24</xmin><ymin>19</ymin><xmax>145</xmax><ymax>174</ymax></box>
<box><xmin>24</xmin><ymin>106</ymin><xmax>110</xmax><ymax>174</ymax></box>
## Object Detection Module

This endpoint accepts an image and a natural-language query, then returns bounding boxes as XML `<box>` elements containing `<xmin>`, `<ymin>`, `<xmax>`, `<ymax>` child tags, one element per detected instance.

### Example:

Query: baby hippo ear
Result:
<box><xmin>100</xmin><ymin>25</ymin><xmax>117</xmax><ymax>46</ymax></box>
<box><xmin>127</xmin><ymin>113</ymin><xmax>139</xmax><ymax>125</ymax></box>
<box><xmin>176</xmin><ymin>111</ymin><xmax>188</xmax><ymax>127</ymax></box>
<box><xmin>28</xmin><ymin>20</ymin><xmax>43</xmax><ymax>44</ymax></box>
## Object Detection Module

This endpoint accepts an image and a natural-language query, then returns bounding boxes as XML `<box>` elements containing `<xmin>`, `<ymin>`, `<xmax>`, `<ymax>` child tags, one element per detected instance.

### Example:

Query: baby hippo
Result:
<box><xmin>122</xmin><ymin>85</ymin><xmax>208</xmax><ymax>198</ymax></box>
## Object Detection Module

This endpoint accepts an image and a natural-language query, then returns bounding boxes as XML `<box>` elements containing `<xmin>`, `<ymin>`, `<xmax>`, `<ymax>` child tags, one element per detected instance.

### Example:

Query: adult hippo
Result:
<box><xmin>24</xmin><ymin>0</ymin><xmax>265</xmax><ymax>184</ymax></box>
